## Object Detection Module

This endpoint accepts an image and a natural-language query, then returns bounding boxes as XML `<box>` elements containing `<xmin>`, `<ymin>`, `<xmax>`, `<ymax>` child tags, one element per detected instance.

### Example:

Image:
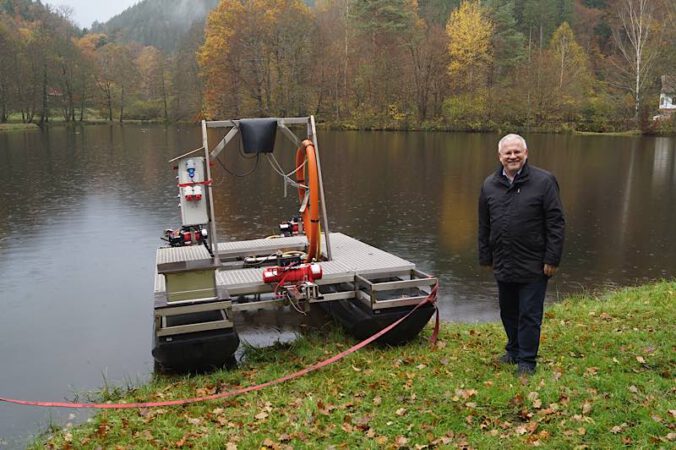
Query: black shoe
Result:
<box><xmin>498</xmin><ymin>353</ymin><xmax>517</xmax><ymax>365</ymax></box>
<box><xmin>517</xmin><ymin>363</ymin><xmax>536</xmax><ymax>376</ymax></box>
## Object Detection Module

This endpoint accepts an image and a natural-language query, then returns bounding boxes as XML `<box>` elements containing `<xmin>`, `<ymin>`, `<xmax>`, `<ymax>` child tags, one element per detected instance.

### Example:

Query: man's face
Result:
<box><xmin>498</xmin><ymin>140</ymin><xmax>528</xmax><ymax>175</ymax></box>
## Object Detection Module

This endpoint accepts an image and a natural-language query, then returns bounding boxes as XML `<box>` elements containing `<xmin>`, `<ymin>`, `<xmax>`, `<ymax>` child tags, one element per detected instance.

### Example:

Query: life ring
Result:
<box><xmin>295</xmin><ymin>139</ymin><xmax>321</xmax><ymax>262</ymax></box>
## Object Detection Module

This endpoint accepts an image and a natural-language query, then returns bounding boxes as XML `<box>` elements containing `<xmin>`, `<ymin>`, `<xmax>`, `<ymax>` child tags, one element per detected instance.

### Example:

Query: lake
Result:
<box><xmin>0</xmin><ymin>125</ymin><xmax>674</xmax><ymax>447</ymax></box>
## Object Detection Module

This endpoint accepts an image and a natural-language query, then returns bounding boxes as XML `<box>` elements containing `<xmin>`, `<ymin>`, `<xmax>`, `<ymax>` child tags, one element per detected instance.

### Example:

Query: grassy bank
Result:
<box><xmin>36</xmin><ymin>282</ymin><xmax>675</xmax><ymax>448</ymax></box>
<box><xmin>0</xmin><ymin>123</ymin><xmax>39</xmax><ymax>132</ymax></box>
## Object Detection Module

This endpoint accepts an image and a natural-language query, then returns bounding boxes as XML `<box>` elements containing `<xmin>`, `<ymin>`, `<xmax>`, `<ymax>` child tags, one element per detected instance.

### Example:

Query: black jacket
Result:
<box><xmin>478</xmin><ymin>161</ymin><xmax>565</xmax><ymax>283</ymax></box>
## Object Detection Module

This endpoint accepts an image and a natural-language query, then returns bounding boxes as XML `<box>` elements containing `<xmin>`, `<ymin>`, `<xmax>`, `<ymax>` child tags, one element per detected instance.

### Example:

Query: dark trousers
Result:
<box><xmin>497</xmin><ymin>277</ymin><xmax>548</xmax><ymax>367</ymax></box>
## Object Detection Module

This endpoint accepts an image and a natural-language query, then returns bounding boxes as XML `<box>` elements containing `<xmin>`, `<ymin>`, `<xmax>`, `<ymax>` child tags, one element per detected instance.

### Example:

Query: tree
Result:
<box><xmin>137</xmin><ymin>46</ymin><xmax>169</xmax><ymax>121</ymax></box>
<box><xmin>445</xmin><ymin>0</ymin><xmax>494</xmax><ymax>123</ymax></box>
<box><xmin>199</xmin><ymin>0</ymin><xmax>315</xmax><ymax>118</ymax></box>
<box><xmin>610</xmin><ymin>0</ymin><xmax>663</xmax><ymax>120</ymax></box>
<box><xmin>172</xmin><ymin>22</ymin><xmax>205</xmax><ymax>121</ymax></box>
<box><xmin>548</xmin><ymin>21</ymin><xmax>594</xmax><ymax>118</ymax></box>
<box><xmin>446</xmin><ymin>0</ymin><xmax>493</xmax><ymax>90</ymax></box>
<box><xmin>348</xmin><ymin>0</ymin><xmax>420</xmax><ymax>119</ymax></box>
<box><xmin>0</xmin><ymin>15</ymin><xmax>19</xmax><ymax>121</ymax></box>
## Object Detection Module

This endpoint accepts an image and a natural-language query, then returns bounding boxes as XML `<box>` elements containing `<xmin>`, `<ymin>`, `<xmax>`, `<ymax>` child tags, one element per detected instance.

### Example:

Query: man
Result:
<box><xmin>478</xmin><ymin>134</ymin><xmax>565</xmax><ymax>375</ymax></box>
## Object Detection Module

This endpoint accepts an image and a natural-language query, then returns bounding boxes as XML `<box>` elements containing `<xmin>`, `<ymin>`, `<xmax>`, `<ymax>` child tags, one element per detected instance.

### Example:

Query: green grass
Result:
<box><xmin>34</xmin><ymin>282</ymin><xmax>675</xmax><ymax>448</ymax></box>
<box><xmin>0</xmin><ymin>123</ymin><xmax>40</xmax><ymax>132</ymax></box>
<box><xmin>573</xmin><ymin>130</ymin><xmax>642</xmax><ymax>136</ymax></box>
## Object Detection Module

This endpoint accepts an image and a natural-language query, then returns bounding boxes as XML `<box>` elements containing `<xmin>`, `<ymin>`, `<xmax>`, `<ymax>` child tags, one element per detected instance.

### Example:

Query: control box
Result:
<box><xmin>178</xmin><ymin>156</ymin><xmax>209</xmax><ymax>226</ymax></box>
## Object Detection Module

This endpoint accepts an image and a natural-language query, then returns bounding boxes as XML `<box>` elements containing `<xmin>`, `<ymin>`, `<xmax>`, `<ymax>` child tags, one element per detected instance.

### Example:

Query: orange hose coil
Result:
<box><xmin>295</xmin><ymin>139</ymin><xmax>321</xmax><ymax>262</ymax></box>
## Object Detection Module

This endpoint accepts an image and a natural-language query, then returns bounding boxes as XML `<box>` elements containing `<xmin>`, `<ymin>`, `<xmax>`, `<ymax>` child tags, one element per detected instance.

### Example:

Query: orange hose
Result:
<box><xmin>295</xmin><ymin>139</ymin><xmax>321</xmax><ymax>262</ymax></box>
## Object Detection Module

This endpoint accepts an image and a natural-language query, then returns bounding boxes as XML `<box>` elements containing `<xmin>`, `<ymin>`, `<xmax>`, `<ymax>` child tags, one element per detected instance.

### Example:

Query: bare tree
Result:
<box><xmin>611</xmin><ymin>0</ymin><xmax>662</xmax><ymax>120</ymax></box>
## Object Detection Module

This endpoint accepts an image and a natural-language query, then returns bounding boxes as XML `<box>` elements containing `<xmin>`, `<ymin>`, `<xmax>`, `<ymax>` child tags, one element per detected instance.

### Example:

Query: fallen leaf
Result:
<box><xmin>255</xmin><ymin>412</ymin><xmax>269</xmax><ymax>420</ymax></box>
<box><xmin>628</xmin><ymin>385</ymin><xmax>639</xmax><ymax>394</ymax></box>
<box><xmin>226</xmin><ymin>443</ymin><xmax>237</xmax><ymax>450</ymax></box>
<box><xmin>582</xmin><ymin>402</ymin><xmax>592</xmax><ymax>415</ymax></box>
<box><xmin>584</xmin><ymin>367</ymin><xmax>599</xmax><ymax>377</ymax></box>
<box><xmin>455</xmin><ymin>388</ymin><xmax>478</xmax><ymax>400</ymax></box>
<box><xmin>396</xmin><ymin>408</ymin><xmax>407</xmax><ymax>416</ymax></box>
<box><xmin>262</xmin><ymin>438</ymin><xmax>275</xmax><ymax>447</ymax></box>
<box><xmin>375</xmin><ymin>436</ymin><xmax>388</xmax><ymax>445</ymax></box>
<box><xmin>610</xmin><ymin>425</ymin><xmax>623</xmax><ymax>434</ymax></box>
<box><xmin>578</xmin><ymin>427</ymin><xmax>586</xmax><ymax>435</ymax></box>
<box><xmin>373</xmin><ymin>396</ymin><xmax>382</xmax><ymax>406</ymax></box>
<box><xmin>341</xmin><ymin>422</ymin><xmax>354</xmax><ymax>433</ymax></box>
<box><xmin>395</xmin><ymin>436</ymin><xmax>409</xmax><ymax>446</ymax></box>
<box><xmin>636</xmin><ymin>356</ymin><xmax>646</xmax><ymax>364</ymax></box>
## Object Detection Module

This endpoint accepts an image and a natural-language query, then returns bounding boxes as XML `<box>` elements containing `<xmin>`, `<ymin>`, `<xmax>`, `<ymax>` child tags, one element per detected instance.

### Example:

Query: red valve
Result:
<box><xmin>262</xmin><ymin>264</ymin><xmax>322</xmax><ymax>284</ymax></box>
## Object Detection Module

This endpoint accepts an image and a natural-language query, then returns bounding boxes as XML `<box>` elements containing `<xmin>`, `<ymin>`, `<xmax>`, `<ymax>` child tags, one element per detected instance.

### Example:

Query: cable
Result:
<box><xmin>214</xmin><ymin>121</ymin><xmax>260</xmax><ymax>177</ymax></box>
<box><xmin>266</xmin><ymin>153</ymin><xmax>307</xmax><ymax>190</ymax></box>
<box><xmin>216</xmin><ymin>152</ymin><xmax>260</xmax><ymax>177</ymax></box>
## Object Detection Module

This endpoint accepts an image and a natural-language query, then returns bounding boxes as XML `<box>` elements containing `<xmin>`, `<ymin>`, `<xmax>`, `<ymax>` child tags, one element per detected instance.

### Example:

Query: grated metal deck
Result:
<box><xmin>154</xmin><ymin>232</ymin><xmax>415</xmax><ymax>296</ymax></box>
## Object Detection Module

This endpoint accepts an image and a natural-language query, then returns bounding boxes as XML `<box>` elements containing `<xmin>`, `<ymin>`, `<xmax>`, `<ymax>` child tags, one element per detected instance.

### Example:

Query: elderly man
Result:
<box><xmin>478</xmin><ymin>134</ymin><xmax>565</xmax><ymax>375</ymax></box>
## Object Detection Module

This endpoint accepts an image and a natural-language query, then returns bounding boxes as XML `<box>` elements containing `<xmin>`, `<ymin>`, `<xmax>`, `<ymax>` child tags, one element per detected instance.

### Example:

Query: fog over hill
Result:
<box><xmin>92</xmin><ymin>0</ymin><xmax>219</xmax><ymax>52</ymax></box>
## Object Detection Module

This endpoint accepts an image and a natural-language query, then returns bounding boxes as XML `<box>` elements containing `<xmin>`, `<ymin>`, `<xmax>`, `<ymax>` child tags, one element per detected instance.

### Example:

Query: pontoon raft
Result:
<box><xmin>153</xmin><ymin>117</ymin><xmax>437</xmax><ymax>371</ymax></box>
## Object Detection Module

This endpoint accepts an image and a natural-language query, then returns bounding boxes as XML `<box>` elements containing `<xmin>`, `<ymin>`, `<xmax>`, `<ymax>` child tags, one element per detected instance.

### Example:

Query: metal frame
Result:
<box><xmin>201</xmin><ymin>116</ymin><xmax>333</xmax><ymax>260</ymax></box>
<box><xmin>155</xmin><ymin>301</ymin><xmax>234</xmax><ymax>337</ymax></box>
<box><xmin>154</xmin><ymin>120</ymin><xmax>438</xmax><ymax>351</ymax></box>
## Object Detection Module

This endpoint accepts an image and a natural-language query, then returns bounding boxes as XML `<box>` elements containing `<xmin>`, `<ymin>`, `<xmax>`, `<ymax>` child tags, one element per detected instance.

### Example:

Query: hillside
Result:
<box><xmin>91</xmin><ymin>0</ymin><xmax>219</xmax><ymax>52</ymax></box>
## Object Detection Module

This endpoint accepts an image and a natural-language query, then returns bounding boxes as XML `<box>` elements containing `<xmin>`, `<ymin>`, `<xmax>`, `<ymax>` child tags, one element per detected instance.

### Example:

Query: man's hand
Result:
<box><xmin>544</xmin><ymin>264</ymin><xmax>557</xmax><ymax>277</ymax></box>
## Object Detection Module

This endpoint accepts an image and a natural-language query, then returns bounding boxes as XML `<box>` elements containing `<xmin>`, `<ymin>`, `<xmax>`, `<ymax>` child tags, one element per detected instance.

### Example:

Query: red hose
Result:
<box><xmin>0</xmin><ymin>284</ymin><xmax>438</xmax><ymax>409</ymax></box>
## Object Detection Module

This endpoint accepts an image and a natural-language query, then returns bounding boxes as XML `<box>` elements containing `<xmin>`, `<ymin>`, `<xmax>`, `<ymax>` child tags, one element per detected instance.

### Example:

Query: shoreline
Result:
<box><xmin>2</xmin><ymin>120</ymin><xmax>673</xmax><ymax>136</ymax></box>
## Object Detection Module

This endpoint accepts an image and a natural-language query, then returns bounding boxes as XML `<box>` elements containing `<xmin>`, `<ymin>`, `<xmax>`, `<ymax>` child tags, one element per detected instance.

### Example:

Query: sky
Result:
<box><xmin>43</xmin><ymin>0</ymin><xmax>139</xmax><ymax>28</ymax></box>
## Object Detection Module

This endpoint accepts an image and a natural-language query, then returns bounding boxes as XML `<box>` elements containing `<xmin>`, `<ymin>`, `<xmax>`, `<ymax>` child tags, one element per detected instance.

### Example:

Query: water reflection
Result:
<box><xmin>0</xmin><ymin>126</ymin><xmax>675</xmax><ymax>447</ymax></box>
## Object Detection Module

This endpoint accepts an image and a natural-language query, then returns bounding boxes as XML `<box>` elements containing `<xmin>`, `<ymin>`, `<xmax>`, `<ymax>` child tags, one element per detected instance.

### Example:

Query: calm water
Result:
<box><xmin>0</xmin><ymin>126</ymin><xmax>675</xmax><ymax>447</ymax></box>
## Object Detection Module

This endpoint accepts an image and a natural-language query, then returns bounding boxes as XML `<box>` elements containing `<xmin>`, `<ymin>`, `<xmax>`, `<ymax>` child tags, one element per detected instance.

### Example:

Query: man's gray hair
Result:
<box><xmin>498</xmin><ymin>133</ymin><xmax>527</xmax><ymax>152</ymax></box>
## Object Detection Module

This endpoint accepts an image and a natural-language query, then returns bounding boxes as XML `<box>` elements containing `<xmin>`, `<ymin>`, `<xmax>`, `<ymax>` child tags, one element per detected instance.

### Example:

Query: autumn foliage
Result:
<box><xmin>0</xmin><ymin>0</ymin><xmax>674</xmax><ymax>131</ymax></box>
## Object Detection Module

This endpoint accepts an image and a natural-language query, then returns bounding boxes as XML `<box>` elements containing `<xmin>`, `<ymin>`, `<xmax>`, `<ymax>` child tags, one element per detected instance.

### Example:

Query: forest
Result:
<box><xmin>0</xmin><ymin>0</ymin><xmax>674</xmax><ymax>132</ymax></box>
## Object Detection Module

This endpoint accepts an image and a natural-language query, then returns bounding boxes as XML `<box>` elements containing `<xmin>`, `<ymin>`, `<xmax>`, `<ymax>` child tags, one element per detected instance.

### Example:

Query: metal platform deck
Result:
<box><xmin>154</xmin><ymin>233</ymin><xmax>415</xmax><ymax>296</ymax></box>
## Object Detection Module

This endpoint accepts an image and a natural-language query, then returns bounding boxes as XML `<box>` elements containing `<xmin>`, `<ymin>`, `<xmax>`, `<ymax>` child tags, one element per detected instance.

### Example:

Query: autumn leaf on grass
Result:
<box><xmin>395</xmin><ymin>436</ymin><xmax>409</xmax><ymax>446</ymax></box>
<box><xmin>373</xmin><ymin>396</ymin><xmax>382</xmax><ymax>406</ymax></box>
<box><xmin>454</xmin><ymin>388</ymin><xmax>478</xmax><ymax>401</ymax></box>
<box><xmin>375</xmin><ymin>436</ymin><xmax>388</xmax><ymax>445</ymax></box>
<box><xmin>584</xmin><ymin>367</ymin><xmax>599</xmax><ymax>377</ymax></box>
<box><xmin>610</xmin><ymin>423</ymin><xmax>628</xmax><ymax>434</ymax></box>
<box><xmin>255</xmin><ymin>411</ymin><xmax>269</xmax><ymax>420</ymax></box>
<box><xmin>582</xmin><ymin>401</ymin><xmax>592</xmax><ymax>415</ymax></box>
<box><xmin>527</xmin><ymin>391</ymin><xmax>542</xmax><ymax>408</ymax></box>
<box><xmin>396</xmin><ymin>408</ymin><xmax>407</xmax><ymax>417</ymax></box>
<box><xmin>636</xmin><ymin>355</ymin><xmax>646</xmax><ymax>364</ymax></box>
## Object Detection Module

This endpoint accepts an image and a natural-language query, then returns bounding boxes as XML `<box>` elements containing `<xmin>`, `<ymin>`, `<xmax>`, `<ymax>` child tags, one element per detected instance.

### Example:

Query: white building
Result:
<box><xmin>658</xmin><ymin>75</ymin><xmax>675</xmax><ymax>114</ymax></box>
